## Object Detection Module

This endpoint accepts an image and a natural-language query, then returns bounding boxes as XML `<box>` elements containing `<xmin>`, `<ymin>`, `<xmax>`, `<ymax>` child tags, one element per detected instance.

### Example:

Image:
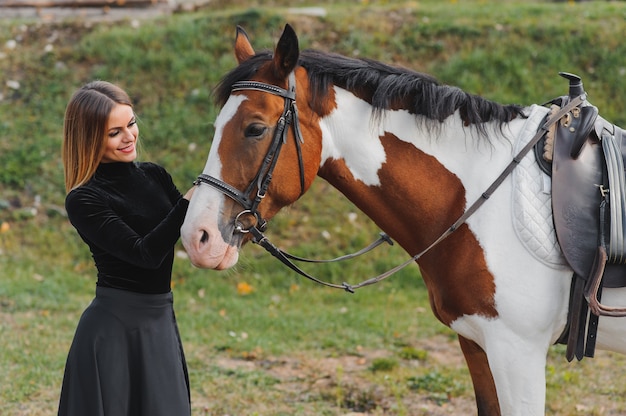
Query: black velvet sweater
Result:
<box><xmin>65</xmin><ymin>162</ymin><xmax>189</xmax><ymax>294</ymax></box>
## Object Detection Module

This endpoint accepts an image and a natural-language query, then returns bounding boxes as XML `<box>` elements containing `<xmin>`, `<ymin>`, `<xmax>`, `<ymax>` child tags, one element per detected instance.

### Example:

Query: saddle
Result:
<box><xmin>536</xmin><ymin>73</ymin><xmax>626</xmax><ymax>361</ymax></box>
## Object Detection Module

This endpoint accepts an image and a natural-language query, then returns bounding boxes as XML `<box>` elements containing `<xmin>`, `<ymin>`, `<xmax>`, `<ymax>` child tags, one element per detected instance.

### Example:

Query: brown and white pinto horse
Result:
<box><xmin>181</xmin><ymin>24</ymin><xmax>626</xmax><ymax>415</ymax></box>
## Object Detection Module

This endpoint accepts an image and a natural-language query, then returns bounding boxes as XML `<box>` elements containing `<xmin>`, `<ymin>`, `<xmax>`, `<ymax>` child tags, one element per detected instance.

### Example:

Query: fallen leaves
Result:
<box><xmin>236</xmin><ymin>281</ymin><xmax>254</xmax><ymax>295</ymax></box>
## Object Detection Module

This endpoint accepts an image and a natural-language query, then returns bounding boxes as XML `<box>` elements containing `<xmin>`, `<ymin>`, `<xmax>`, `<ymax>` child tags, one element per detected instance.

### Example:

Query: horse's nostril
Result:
<box><xmin>200</xmin><ymin>230</ymin><xmax>209</xmax><ymax>244</ymax></box>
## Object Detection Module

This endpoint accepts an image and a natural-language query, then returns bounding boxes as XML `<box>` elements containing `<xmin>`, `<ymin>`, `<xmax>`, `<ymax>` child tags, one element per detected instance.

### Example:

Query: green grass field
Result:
<box><xmin>2</xmin><ymin>1</ymin><xmax>626</xmax><ymax>414</ymax></box>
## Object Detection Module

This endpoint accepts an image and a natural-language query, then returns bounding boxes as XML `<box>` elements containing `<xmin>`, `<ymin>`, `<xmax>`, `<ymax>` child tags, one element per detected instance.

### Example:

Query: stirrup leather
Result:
<box><xmin>584</xmin><ymin>129</ymin><xmax>626</xmax><ymax>317</ymax></box>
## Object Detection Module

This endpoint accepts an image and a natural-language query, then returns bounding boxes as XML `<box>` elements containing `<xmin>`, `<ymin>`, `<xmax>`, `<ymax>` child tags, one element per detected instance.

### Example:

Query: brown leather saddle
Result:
<box><xmin>536</xmin><ymin>73</ymin><xmax>626</xmax><ymax>361</ymax></box>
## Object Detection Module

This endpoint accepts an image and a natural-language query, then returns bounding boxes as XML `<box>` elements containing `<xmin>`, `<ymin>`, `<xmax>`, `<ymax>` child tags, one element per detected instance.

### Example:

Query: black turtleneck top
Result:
<box><xmin>65</xmin><ymin>162</ymin><xmax>189</xmax><ymax>294</ymax></box>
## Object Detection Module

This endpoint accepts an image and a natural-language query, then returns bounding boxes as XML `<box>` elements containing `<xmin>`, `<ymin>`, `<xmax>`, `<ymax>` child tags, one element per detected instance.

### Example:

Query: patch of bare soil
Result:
<box><xmin>198</xmin><ymin>335</ymin><xmax>477</xmax><ymax>416</ymax></box>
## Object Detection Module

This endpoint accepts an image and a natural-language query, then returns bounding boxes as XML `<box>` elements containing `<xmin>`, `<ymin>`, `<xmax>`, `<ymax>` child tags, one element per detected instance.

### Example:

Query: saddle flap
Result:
<box><xmin>551</xmin><ymin>119</ymin><xmax>604</xmax><ymax>279</ymax></box>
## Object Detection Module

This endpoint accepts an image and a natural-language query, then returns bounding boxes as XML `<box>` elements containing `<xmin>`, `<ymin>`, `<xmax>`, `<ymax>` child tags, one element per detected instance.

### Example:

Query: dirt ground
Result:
<box><xmin>195</xmin><ymin>335</ymin><xmax>477</xmax><ymax>415</ymax></box>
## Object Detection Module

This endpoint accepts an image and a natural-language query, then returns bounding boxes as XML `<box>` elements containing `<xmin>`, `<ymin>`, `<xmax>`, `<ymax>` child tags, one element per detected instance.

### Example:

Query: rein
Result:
<box><xmin>195</xmin><ymin>73</ymin><xmax>585</xmax><ymax>293</ymax></box>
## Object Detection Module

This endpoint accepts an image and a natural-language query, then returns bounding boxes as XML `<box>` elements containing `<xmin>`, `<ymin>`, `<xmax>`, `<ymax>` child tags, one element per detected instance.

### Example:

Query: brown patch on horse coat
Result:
<box><xmin>319</xmin><ymin>132</ymin><xmax>498</xmax><ymax>326</ymax></box>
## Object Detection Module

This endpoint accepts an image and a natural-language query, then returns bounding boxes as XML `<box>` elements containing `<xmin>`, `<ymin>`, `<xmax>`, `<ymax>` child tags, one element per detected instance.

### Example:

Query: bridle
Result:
<box><xmin>194</xmin><ymin>72</ymin><xmax>305</xmax><ymax>234</ymax></box>
<box><xmin>194</xmin><ymin>70</ymin><xmax>586</xmax><ymax>293</ymax></box>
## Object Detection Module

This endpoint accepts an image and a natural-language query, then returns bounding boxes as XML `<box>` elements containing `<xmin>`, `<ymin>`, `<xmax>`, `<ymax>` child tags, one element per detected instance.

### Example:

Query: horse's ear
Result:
<box><xmin>234</xmin><ymin>26</ymin><xmax>255</xmax><ymax>64</ymax></box>
<box><xmin>273</xmin><ymin>24</ymin><xmax>299</xmax><ymax>79</ymax></box>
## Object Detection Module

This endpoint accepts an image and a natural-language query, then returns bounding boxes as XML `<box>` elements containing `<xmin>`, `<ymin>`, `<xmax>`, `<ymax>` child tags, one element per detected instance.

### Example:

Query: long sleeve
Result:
<box><xmin>65</xmin><ymin>162</ymin><xmax>189</xmax><ymax>294</ymax></box>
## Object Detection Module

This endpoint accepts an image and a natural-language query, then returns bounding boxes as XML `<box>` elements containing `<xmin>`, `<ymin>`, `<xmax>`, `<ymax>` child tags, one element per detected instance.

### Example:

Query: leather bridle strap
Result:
<box><xmin>249</xmin><ymin>94</ymin><xmax>586</xmax><ymax>293</ymax></box>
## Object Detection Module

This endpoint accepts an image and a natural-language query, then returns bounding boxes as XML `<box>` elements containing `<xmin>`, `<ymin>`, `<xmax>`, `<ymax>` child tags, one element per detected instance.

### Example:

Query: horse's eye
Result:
<box><xmin>244</xmin><ymin>123</ymin><xmax>268</xmax><ymax>139</ymax></box>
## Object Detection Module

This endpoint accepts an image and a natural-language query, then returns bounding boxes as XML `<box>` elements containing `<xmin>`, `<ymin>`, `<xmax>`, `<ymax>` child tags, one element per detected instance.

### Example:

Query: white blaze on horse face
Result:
<box><xmin>181</xmin><ymin>95</ymin><xmax>247</xmax><ymax>269</ymax></box>
<box><xmin>203</xmin><ymin>94</ymin><xmax>248</xmax><ymax>175</ymax></box>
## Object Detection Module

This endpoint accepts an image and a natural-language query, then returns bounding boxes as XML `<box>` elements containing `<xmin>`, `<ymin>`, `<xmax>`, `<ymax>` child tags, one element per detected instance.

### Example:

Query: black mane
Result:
<box><xmin>215</xmin><ymin>49</ymin><xmax>525</xmax><ymax>130</ymax></box>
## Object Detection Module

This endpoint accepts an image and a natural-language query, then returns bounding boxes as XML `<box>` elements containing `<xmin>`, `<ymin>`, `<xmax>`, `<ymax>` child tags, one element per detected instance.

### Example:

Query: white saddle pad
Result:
<box><xmin>512</xmin><ymin>104</ymin><xmax>568</xmax><ymax>269</ymax></box>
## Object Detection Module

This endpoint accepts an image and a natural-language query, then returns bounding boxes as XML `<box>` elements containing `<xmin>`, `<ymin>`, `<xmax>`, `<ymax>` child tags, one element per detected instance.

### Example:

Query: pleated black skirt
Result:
<box><xmin>58</xmin><ymin>286</ymin><xmax>191</xmax><ymax>416</ymax></box>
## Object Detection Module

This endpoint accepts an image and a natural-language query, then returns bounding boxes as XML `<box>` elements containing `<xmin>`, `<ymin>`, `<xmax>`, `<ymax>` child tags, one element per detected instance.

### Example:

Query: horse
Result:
<box><xmin>180</xmin><ymin>24</ymin><xmax>626</xmax><ymax>415</ymax></box>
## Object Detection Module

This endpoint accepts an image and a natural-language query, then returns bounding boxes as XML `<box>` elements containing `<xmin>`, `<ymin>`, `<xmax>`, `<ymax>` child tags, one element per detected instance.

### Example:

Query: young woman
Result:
<box><xmin>58</xmin><ymin>81</ymin><xmax>195</xmax><ymax>416</ymax></box>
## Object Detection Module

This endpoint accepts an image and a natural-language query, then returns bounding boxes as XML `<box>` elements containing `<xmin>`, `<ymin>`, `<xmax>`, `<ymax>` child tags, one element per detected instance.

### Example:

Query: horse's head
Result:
<box><xmin>181</xmin><ymin>24</ymin><xmax>322</xmax><ymax>269</ymax></box>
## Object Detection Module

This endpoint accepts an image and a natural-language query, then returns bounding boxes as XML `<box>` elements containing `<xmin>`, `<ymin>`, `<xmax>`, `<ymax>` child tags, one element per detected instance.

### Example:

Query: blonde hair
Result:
<box><xmin>62</xmin><ymin>81</ymin><xmax>133</xmax><ymax>192</ymax></box>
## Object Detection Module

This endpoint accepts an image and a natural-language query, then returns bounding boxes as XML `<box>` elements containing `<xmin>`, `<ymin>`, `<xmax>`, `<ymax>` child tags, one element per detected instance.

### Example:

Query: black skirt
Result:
<box><xmin>58</xmin><ymin>287</ymin><xmax>191</xmax><ymax>416</ymax></box>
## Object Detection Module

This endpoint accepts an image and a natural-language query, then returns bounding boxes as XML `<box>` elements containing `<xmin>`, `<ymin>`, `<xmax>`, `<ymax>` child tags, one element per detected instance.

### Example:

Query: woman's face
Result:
<box><xmin>101</xmin><ymin>104</ymin><xmax>138</xmax><ymax>163</ymax></box>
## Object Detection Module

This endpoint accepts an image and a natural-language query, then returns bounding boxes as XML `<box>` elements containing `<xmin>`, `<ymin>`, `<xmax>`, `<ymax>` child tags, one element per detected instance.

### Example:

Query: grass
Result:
<box><xmin>2</xmin><ymin>0</ymin><xmax>626</xmax><ymax>414</ymax></box>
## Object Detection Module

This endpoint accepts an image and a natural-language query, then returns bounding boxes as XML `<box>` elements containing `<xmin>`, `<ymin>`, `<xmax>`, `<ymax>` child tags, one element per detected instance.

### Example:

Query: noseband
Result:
<box><xmin>194</xmin><ymin>72</ymin><xmax>305</xmax><ymax>233</ymax></box>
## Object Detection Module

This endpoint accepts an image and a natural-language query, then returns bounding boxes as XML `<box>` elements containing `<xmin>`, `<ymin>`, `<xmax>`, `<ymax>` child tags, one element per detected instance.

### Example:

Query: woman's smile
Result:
<box><xmin>101</xmin><ymin>104</ymin><xmax>139</xmax><ymax>163</ymax></box>
<box><xmin>119</xmin><ymin>142</ymin><xmax>135</xmax><ymax>153</ymax></box>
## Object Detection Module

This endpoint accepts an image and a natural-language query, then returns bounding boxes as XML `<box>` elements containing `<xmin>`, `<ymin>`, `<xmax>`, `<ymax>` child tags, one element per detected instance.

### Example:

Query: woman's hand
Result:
<box><xmin>183</xmin><ymin>186</ymin><xmax>196</xmax><ymax>201</ymax></box>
